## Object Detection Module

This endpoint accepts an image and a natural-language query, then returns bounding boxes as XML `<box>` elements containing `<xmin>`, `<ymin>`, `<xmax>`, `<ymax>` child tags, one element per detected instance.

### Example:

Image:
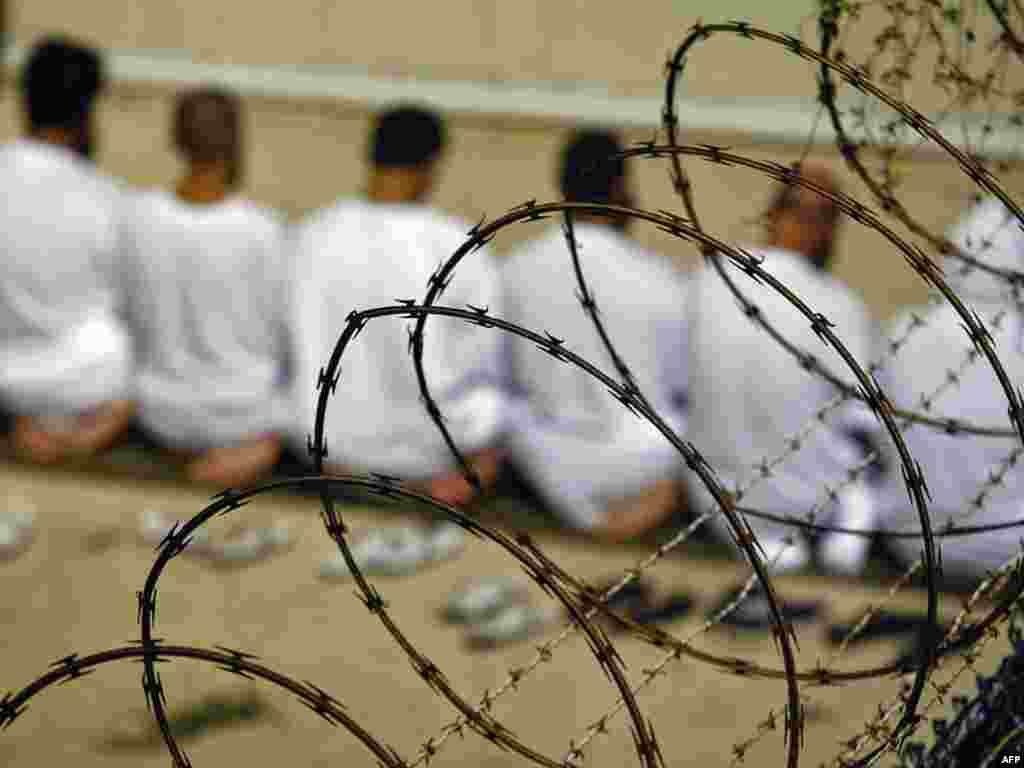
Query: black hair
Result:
<box><xmin>21</xmin><ymin>37</ymin><xmax>104</xmax><ymax>134</ymax></box>
<box><xmin>369</xmin><ymin>105</ymin><xmax>445</xmax><ymax>169</ymax></box>
<box><xmin>174</xmin><ymin>87</ymin><xmax>243</xmax><ymax>186</ymax></box>
<box><xmin>558</xmin><ymin>129</ymin><xmax>625</xmax><ymax>204</ymax></box>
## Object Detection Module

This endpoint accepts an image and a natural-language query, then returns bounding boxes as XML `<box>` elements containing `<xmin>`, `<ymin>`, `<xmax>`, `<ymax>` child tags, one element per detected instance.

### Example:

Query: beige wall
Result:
<box><xmin>11</xmin><ymin>1</ymin><xmax>819</xmax><ymax>100</ymax></box>
<box><xmin>12</xmin><ymin>1</ymin><xmax>1019</xmax><ymax>105</ymax></box>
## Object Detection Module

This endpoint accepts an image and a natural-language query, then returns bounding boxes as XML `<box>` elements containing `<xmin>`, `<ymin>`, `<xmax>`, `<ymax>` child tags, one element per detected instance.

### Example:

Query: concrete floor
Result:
<box><xmin>0</xmin><ymin>459</ymin><xmax>1013</xmax><ymax>768</ymax></box>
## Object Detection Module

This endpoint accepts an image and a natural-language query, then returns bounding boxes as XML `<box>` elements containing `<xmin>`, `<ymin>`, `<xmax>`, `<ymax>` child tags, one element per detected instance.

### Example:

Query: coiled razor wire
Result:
<box><xmin>5</xmin><ymin>4</ymin><xmax>1024</xmax><ymax>767</ymax></box>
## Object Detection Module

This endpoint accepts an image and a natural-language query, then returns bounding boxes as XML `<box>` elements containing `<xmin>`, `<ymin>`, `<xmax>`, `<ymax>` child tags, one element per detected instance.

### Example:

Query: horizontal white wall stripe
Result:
<box><xmin>3</xmin><ymin>44</ymin><xmax>1021</xmax><ymax>157</ymax></box>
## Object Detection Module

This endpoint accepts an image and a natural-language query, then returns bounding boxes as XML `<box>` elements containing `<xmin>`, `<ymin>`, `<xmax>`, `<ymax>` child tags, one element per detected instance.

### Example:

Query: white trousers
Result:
<box><xmin>0</xmin><ymin>314</ymin><xmax>132</xmax><ymax>420</ymax></box>
<box><xmin>289</xmin><ymin>386</ymin><xmax>506</xmax><ymax>481</ymax></box>
<box><xmin>886</xmin><ymin>509</ymin><xmax>1024</xmax><ymax>578</ymax></box>
<box><xmin>506</xmin><ymin>403</ymin><xmax>685</xmax><ymax>530</ymax></box>
<box><xmin>691</xmin><ymin>477</ymin><xmax>876</xmax><ymax>575</ymax></box>
<box><xmin>135</xmin><ymin>371</ymin><xmax>292</xmax><ymax>451</ymax></box>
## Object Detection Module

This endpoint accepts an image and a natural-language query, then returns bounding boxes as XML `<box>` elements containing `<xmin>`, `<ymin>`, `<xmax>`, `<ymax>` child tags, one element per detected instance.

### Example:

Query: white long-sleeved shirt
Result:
<box><xmin>499</xmin><ymin>222</ymin><xmax>690</xmax><ymax>529</ymax></box>
<box><xmin>120</xmin><ymin>190</ymin><xmax>290</xmax><ymax>447</ymax></box>
<box><xmin>687</xmin><ymin>246</ymin><xmax>879</xmax><ymax>529</ymax></box>
<box><xmin>876</xmin><ymin>199</ymin><xmax>1024</xmax><ymax>572</ymax></box>
<box><xmin>0</xmin><ymin>139</ymin><xmax>130</xmax><ymax>415</ymax></box>
<box><xmin>288</xmin><ymin>199</ymin><xmax>504</xmax><ymax>477</ymax></box>
<box><xmin>501</xmin><ymin>222</ymin><xmax>689</xmax><ymax>443</ymax></box>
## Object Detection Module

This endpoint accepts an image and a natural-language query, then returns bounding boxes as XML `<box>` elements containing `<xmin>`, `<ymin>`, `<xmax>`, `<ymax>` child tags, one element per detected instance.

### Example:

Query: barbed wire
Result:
<box><xmin>988</xmin><ymin>0</ymin><xmax>1024</xmax><ymax>57</ymax></box>
<box><xmin>6</xmin><ymin>4</ymin><xmax>1024</xmax><ymax>768</ymax></box>
<box><xmin>818</xmin><ymin>2</ymin><xmax>1024</xmax><ymax>284</ymax></box>
<box><xmin>832</xmin><ymin>555</ymin><xmax>1024</xmax><ymax>767</ymax></box>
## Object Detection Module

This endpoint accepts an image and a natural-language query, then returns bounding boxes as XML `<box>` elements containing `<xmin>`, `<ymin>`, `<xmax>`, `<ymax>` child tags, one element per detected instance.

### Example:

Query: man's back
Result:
<box><xmin>0</xmin><ymin>139</ymin><xmax>120</xmax><ymax>347</ymax></box>
<box><xmin>687</xmin><ymin>246</ymin><xmax>876</xmax><ymax>513</ymax></box>
<box><xmin>878</xmin><ymin>199</ymin><xmax>1024</xmax><ymax>570</ymax></box>
<box><xmin>123</xmin><ymin>189</ymin><xmax>286</xmax><ymax>395</ymax></box>
<box><xmin>289</xmin><ymin>199</ymin><xmax>502</xmax><ymax>473</ymax></box>
<box><xmin>501</xmin><ymin>223</ymin><xmax>689</xmax><ymax>437</ymax></box>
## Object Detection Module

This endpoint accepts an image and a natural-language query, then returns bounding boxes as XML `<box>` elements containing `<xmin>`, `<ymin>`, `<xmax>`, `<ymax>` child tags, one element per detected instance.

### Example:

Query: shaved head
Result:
<box><xmin>174</xmin><ymin>87</ymin><xmax>242</xmax><ymax>187</ymax></box>
<box><xmin>768</xmin><ymin>160</ymin><xmax>840</xmax><ymax>217</ymax></box>
<box><xmin>766</xmin><ymin>160</ymin><xmax>842</xmax><ymax>270</ymax></box>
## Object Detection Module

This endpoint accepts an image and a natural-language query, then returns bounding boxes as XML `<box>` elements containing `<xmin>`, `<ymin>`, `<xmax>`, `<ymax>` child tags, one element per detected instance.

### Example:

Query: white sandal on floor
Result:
<box><xmin>139</xmin><ymin>510</ymin><xmax>292</xmax><ymax>563</ymax></box>
<box><xmin>318</xmin><ymin>525</ymin><xmax>432</xmax><ymax>580</ymax></box>
<box><xmin>442</xmin><ymin>578</ymin><xmax>529</xmax><ymax>624</ymax></box>
<box><xmin>463</xmin><ymin>602</ymin><xmax>560</xmax><ymax>650</ymax></box>
<box><xmin>0</xmin><ymin>507</ymin><xmax>36</xmax><ymax>561</ymax></box>
<box><xmin>425</xmin><ymin>522</ymin><xmax>465</xmax><ymax>562</ymax></box>
<box><xmin>139</xmin><ymin>510</ymin><xmax>213</xmax><ymax>554</ymax></box>
<box><xmin>318</xmin><ymin>522</ymin><xmax>465</xmax><ymax>581</ymax></box>
<box><xmin>204</xmin><ymin>520</ymin><xmax>294</xmax><ymax>564</ymax></box>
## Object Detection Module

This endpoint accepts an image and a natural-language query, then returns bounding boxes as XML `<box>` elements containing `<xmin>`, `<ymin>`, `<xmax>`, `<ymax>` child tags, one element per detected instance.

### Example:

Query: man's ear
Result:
<box><xmin>610</xmin><ymin>176</ymin><xmax>631</xmax><ymax>208</ymax></box>
<box><xmin>226</xmin><ymin>149</ymin><xmax>243</xmax><ymax>189</ymax></box>
<box><xmin>417</xmin><ymin>163</ymin><xmax>437</xmax><ymax>199</ymax></box>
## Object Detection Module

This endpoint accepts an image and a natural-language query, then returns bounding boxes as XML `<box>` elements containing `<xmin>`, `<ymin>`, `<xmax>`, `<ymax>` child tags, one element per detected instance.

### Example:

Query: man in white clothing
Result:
<box><xmin>289</xmin><ymin>105</ymin><xmax>504</xmax><ymax>508</ymax></box>
<box><xmin>121</xmin><ymin>87</ymin><xmax>289</xmax><ymax>488</ymax></box>
<box><xmin>875</xmin><ymin>197</ymin><xmax>1024</xmax><ymax>580</ymax></box>
<box><xmin>0</xmin><ymin>37</ymin><xmax>135</xmax><ymax>466</ymax></box>
<box><xmin>687</xmin><ymin>162</ymin><xmax>881</xmax><ymax>622</ymax></box>
<box><xmin>500</xmin><ymin>129</ymin><xmax>690</xmax><ymax>543</ymax></box>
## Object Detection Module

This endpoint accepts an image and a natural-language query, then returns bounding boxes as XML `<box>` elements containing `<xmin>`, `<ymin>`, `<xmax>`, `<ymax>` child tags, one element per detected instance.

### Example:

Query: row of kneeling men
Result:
<box><xmin>3</xmin><ymin>37</ymin><xmax>1022</xmax><ymax>583</ymax></box>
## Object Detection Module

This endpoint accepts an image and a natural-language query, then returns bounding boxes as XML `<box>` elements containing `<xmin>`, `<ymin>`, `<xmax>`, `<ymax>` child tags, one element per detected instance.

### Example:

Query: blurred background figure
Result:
<box><xmin>289</xmin><ymin>104</ymin><xmax>505</xmax><ymax>512</ymax></box>
<box><xmin>499</xmin><ymin>129</ymin><xmax>690</xmax><ymax>543</ymax></box>
<box><xmin>874</xmin><ymin>197</ymin><xmax>1024</xmax><ymax>583</ymax></box>
<box><xmin>686</xmin><ymin>161</ymin><xmax>882</xmax><ymax>627</ymax></box>
<box><xmin>120</xmin><ymin>86</ymin><xmax>290</xmax><ymax>488</ymax></box>
<box><xmin>0</xmin><ymin>37</ymin><xmax>134</xmax><ymax>467</ymax></box>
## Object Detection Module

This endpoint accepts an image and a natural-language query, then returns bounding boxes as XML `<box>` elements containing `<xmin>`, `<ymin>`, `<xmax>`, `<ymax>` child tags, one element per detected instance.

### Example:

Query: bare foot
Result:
<box><xmin>599</xmin><ymin>478</ymin><xmax>684</xmax><ymax>543</ymax></box>
<box><xmin>12</xmin><ymin>416</ymin><xmax>70</xmax><ymax>464</ymax></box>
<box><xmin>425</xmin><ymin>471</ymin><xmax>477</xmax><ymax>508</ymax></box>
<box><xmin>66</xmin><ymin>399</ymin><xmax>136</xmax><ymax>456</ymax></box>
<box><xmin>421</xmin><ymin>447</ymin><xmax>505</xmax><ymax>508</ymax></box>
<box><xmin>185</xmin><ymin>434</ymin><xmax>282</xmax><ymax>488</ymax></box>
